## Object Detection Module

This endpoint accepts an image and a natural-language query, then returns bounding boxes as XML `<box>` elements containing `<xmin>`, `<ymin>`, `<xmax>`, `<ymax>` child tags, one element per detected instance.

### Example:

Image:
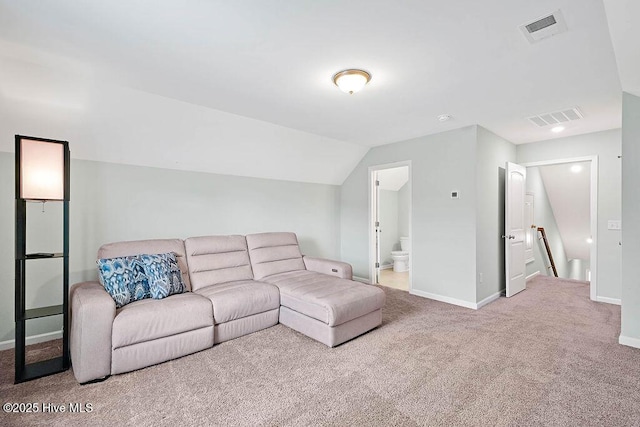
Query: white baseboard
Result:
<box><xmin>353</xmin><ymin>276</ymin><xmax>372</xmax><ymax>284</ymax></box>
<box><xmin>380</xmin><ymin>264</ymin><xmax>393</xmax><ymax>270</ymax></box>
<box><xmin>596</xmin><ymin>296</ymin><xmax>621</xmax><ymax>306</ymax></box>
<box><xmin>409</xmin><ymin>289</ymin><xmax>476</xmax><ymax>310</ymax></box>
<box><xmin>526</xmin><ymin>271</ymin><xmax>540</xmax><ymax>281</ymax></box>
<box><xmin>476</xmin><ymin>291</ymin><xmax>502</xmax><ymax>309</ymax></box>
<box><xmin>619</xmin><ymin>335</ymin><xmax>640</xmax><ymax>349</ymax></box>
<box><xmin>410</xmin><ymin>289</ymin><xmax>501</xmax><ymax>310</ymax></box>
<box><xmin>0</xmin><ymin>330</ymin><xmax>63</xmax><ymax>351</ymax></box>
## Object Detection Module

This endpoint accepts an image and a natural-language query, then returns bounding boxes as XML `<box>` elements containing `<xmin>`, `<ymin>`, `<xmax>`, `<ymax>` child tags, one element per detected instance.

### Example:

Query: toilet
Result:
<box><xmin>390</xmin><ymin>237</ymin><xmax>410</xmax><ymax>272</ymax></box>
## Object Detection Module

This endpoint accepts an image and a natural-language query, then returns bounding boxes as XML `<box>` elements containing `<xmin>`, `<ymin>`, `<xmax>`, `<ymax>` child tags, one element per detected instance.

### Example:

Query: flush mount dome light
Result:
<box><xmin>333</xmin><ymin>69</ymin><xmax>371</xmax><ymax>94</ymax></box>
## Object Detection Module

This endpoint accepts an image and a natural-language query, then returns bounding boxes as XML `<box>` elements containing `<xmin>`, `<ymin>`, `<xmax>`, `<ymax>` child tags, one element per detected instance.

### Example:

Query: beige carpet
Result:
<box><xmin>2</xmin><ymin>276</ymin><xmax>639</xmax><ymax>426</ymax></box>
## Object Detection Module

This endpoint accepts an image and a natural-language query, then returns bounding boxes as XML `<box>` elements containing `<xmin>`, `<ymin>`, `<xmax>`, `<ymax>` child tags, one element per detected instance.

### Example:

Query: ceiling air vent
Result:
<box><xmin>528</xmin><ymin>107</ymin><xmax>584</xmax><ymax>128</ymax></box>
<box><xmin>520</xmin><ymin>10</ymin><xmax>568</xmax><ymax>43</ymax></box>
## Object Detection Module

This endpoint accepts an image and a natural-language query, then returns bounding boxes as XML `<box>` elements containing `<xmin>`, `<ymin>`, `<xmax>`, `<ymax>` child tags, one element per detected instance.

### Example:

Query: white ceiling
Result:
<box><xmin>538</xmin><ymin>162</ymin><xmax>591</xmax><ymax>260</ymax></box>
<box><xmin>0</xmin><ymin>0</ymin><xmax>626</xmax><ymax>149</ymax></box>
<box><xmin>603</xmin><ymin>0</ymin><xmax>640</xmax><ymax>98</ymax></box>
<box><xmin>377</xmin><ymin>167</ymin><xmax>408</xmax><ymax>191</ymax></box>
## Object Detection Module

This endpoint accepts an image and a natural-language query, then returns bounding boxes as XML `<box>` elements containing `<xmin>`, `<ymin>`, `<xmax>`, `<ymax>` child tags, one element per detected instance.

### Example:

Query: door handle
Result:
<box><xmin>501</xmin><ymin>235</ymin><xmax>516</xmax><ymax>239</ymax></box>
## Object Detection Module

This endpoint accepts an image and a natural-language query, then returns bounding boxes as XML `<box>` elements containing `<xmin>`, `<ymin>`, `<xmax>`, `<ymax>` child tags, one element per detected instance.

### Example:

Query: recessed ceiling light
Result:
<box><xmin>570</xmin><ymin>164</ymin><xmax>582</xmax><ymax>173</ymax></box>
<box><xmin>437</xmin><ymin>114</ymin><xmax>452</xmax><ymax>122</ymax></box>
<box><xmin>332</xmin><ymin>69</ymin><xmax>371</xmax><ymax>94</ymax></box>
<box><xmin>551</xmin><ymin>125</ymin><xmax>565</xmax><ymax>133</ymax></box>
<box><xmin>586</xmin><ymin>237</ymin><xmax>593</xmax><ymax>244</ymax></box>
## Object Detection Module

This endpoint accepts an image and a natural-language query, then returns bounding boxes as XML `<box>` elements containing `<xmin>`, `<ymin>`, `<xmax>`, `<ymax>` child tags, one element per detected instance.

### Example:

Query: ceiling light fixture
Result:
<box><xmin>551</xmin><ymin>125</ymin><xmax>565</xmax><ymax>133</ymax></box>
<box><xmin>333</xmin><ymin>69</ymin><xmax>371</xmax><ymax>94</ymax></box>
<box><xmin>570</xmin><ymin>164</ymin><xmax>583</xmax><ymax>173</ymax></box>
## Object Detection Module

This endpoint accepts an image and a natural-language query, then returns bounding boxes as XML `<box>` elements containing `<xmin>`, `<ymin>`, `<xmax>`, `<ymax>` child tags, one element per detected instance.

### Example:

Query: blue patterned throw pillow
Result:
<box><xmin>97</xmin><ymin>255</ymin><xmax>151</xmax><ymax>308</ymax></box>
<box><xmin>97</xmin><ymin>252</ymin><xmax>186</xmax><ymax>307</ymax></box>
<box><xmin>139</xmin><ymin>253</ymin><xmax>186</xmax><ymax>299</ymax></box>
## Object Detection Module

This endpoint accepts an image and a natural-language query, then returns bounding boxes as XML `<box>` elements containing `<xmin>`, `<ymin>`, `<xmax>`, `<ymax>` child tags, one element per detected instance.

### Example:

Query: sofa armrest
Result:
<box><xmin>303</xmin><ymin>256</ymin><xmax>353</xmax><ymax>280</ymax></box>
<box><xmin>70</xmin><ymin>281</ymin><xmax>116</xmax><ymax>383</ymax></box>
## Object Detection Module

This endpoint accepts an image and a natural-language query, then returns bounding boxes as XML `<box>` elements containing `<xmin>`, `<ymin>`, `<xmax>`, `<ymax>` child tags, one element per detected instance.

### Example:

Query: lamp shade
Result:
<box><xmin>19</xmin><ymin>138</ymin><xmax>65</xmax><ymax>200</ymax></box>
<box><xmin>333</xmin><ymin>69</ymin><xmax>371</xmax><ymax>94</ymax></box>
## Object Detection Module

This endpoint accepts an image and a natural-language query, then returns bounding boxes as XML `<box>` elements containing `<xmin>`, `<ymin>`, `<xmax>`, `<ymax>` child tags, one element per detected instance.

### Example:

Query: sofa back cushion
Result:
<box><xmin>246</xmin><ymin>232</ymin><xmax>306</xmax><ymax>280</ymax></box>
<box><xmin>98</xmin><ymin>239</ymin><xmax>191</xmax><ymax>291</ymax></box>
<box><xmin>184</xmin><ymin>235</ymin><xmax>254</xmax><ymax>291</ymax></box>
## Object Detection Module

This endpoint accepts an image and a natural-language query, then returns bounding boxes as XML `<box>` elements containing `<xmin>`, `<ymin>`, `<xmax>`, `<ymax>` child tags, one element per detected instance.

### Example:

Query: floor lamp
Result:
<box><xmin>15</xmin><ymin>135</ymin><xmax>70</xmax><ymax>383</ymax></box>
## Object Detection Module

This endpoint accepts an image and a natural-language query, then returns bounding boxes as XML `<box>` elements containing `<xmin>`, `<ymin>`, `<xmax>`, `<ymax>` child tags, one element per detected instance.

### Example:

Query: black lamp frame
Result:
<box><xmin>14</xmin><ymin>135</ymin><xmax>70</xmax><ymax>383</ymax></box>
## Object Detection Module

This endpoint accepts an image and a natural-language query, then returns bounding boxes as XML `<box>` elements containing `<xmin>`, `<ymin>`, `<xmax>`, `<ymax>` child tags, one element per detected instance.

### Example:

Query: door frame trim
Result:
<box><xmin>368</xmin><ymin>160</ymin><xmax>412</xmax><ymax>291</ymax></box>
<box><xmin>520</xmin><ymin>155</ymin><xmax>598</xmax><ymax>301</ymax></box>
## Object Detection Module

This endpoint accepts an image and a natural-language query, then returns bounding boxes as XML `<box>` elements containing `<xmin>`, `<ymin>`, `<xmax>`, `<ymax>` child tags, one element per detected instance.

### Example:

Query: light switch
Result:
<box><xmin>608</xmin><ymin>220</ymin><xmax>621</xmax><ymax>230</ymax></box>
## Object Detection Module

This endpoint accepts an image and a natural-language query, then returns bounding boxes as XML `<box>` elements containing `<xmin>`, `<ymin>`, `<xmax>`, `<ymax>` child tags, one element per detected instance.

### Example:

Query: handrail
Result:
<box><xmin>536</xmin><ymin>226</ymin><xmax>558</xmax><ymax>277</ymax></box>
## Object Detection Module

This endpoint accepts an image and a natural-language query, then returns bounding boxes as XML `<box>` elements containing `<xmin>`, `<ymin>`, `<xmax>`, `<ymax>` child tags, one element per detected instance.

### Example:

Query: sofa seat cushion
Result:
<box><xmin>261</xmin><ymin>271</ymin><xmax>385</xmax><ymax>327</ymax></box>
<box><xmin>196</xmin><ymin>280</ymin><xmax>280</xmax><ymax>325</ymax></box>
<box><xmin>112</xmin><ymin>292</ymin><xmax>213</xmax><ymax>349</ymax></box>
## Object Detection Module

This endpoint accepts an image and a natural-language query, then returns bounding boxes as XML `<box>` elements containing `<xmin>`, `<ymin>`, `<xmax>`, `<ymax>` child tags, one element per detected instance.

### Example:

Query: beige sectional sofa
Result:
<box><xmin>70</xmin><ymin>232</ymin><xmax>385</xmax><ymax>383</ymax></box>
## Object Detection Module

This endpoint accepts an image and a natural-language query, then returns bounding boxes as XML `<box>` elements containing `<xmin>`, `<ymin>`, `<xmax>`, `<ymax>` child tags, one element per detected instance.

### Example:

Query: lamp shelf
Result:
<box><xmin>20</xmin><ymin>357</ymin><xmax>65</xmax><ymax>382</ymax></box>
<box><xmin>23</xmin><ymin>253</ymin><xmax>64</xmax><ymax>260</ymax></box>
<box><xmin>23</xmin><ymin>305</ymin><xmax>64</xmax><ymax>320</ymax></box>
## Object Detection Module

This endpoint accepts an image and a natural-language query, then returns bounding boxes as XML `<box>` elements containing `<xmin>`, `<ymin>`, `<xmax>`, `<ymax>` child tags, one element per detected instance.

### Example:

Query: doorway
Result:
<box><xmin>519</xmin><ymin>156</ymin><xmax>598</xmax><ymax>300</ymax></box>
<box><xmin>368</xmin><ymin>161</ymin><xmax>412</xmax><ymax>291</ymax></box>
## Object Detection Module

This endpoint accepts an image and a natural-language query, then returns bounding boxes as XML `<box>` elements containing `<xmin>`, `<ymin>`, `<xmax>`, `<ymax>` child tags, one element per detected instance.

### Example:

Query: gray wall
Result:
<box><xmin>475</xmin><ymin>127</ymin><xmax>516</xmax><ymax>302</ymax></box>
<box><xmin>568</xmin><ymin>259</ymin><xmax>590</xmax><ymax>281</ymax></box>
<box><xmin>517</xmin><ymin>129</ymin><xmax>622</xmax><ymax>301</ymax></box>
<box><xmin>341</xmin><ymin>126</ymin><xmax>478</xmax><ymax>304</ymax></box>
<box><xmin>398</xmin><ymin>183</ymin><xmax>410</xmax><ymax>238</ymax></box>
<box><xmin>525</xmin><ymin>167</ymin><xmax>570</xmax><ymax>279</ymax></box>
<box><xmin>378</xmin><ymin>189</ymin><xmax>399</xmax><ymax>266</ymax></box>
<box><xmin>0</xmin><ymin>152</ymin><xmax>342</xmax><ymax>343</ymax></box>
<box><xmin>621</xmin><ymin>92</ymin><xmax>640</xmax><ymax>344</ymax></box>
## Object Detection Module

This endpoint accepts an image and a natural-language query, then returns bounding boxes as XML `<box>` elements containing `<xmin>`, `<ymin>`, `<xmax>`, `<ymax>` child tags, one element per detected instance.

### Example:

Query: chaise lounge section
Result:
<box><xmin>70</xmin><ymin>232</ymin><xmax>385</xmax><ymax>384</ymax></box>
<box><xmin>246</xmin><ymin>232</ymin><xmax>385</xmax><ymax>347</ymax></box>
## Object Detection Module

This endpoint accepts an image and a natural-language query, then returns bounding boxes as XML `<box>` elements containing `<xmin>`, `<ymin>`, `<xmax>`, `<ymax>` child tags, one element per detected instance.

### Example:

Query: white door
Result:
<box><xmin>505</xmin><ymin>162</ymin><xmax>527</xmax><ymax>297</ymax></box>
<box><xmin>524</xmin><ymin>193</ymin><xmax>535</xmax><ymax>263</ymax></box>
<box><xmin>374</xmin><ymin>174</ymin><xmax>381</xmax><ymax>283</ymax></box>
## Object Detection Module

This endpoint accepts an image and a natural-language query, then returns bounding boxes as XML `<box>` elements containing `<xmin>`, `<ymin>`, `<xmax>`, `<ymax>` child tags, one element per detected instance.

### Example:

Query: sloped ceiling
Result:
<box><xmin>603</xmin><ymin>0</ymin><xmax>640</xmax><ymax>98</ymax></box>
<box><xmin>377</xmin><ymin>167</ymin><xmax>408</xmax><ymax>191</ymax></box>
<box><xmin>0</xmin><ymin>1</ymin><xmax>629</xmax><ymax>184</ymax></box>
<box><xmin>0</xmin><ymin>40</ymin><xmax>368</xmax><ymax>185</ymax></box>
<box><xmin>539</xmin><ymin>162</ymin><xmax>591</xmax><ymax>260</ymax></box>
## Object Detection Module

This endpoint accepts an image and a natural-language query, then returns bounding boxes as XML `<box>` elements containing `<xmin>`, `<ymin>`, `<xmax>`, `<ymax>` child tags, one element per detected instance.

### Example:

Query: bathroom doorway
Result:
<box><xmin>369</xmin><ymin>161</ymin><xmax>412</xmax><ymax>291</ymax></box>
